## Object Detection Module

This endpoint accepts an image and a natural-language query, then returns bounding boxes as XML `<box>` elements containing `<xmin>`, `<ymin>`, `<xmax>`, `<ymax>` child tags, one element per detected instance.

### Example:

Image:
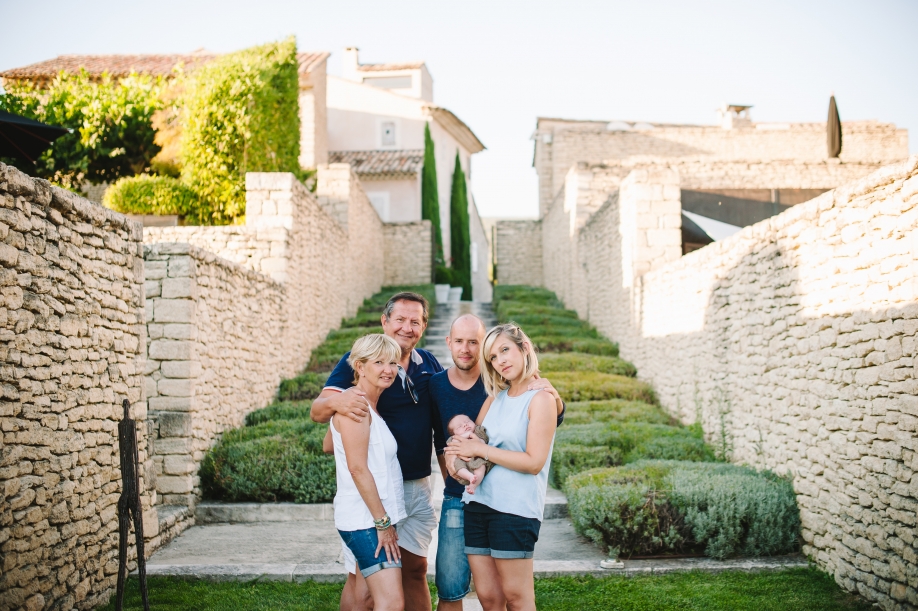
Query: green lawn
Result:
<box><xmin>105</xmin><ymin>568</ymin><xmax>868</xmax><ymax>611</ymax></box>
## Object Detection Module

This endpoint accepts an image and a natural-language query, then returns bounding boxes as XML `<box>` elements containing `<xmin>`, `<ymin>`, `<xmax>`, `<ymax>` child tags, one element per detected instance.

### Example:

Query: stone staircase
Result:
<box><xmin>424</xmin><ymin>301</ymin><xmax>498</xmax><ymax>368</ymax></box>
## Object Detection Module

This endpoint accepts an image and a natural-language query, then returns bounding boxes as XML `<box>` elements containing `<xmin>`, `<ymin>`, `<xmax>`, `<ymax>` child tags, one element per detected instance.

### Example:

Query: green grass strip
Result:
<box><xmin>105</xmin><ymin>568</ymin><xmax>870</xmax><ymax>611</ymax></box>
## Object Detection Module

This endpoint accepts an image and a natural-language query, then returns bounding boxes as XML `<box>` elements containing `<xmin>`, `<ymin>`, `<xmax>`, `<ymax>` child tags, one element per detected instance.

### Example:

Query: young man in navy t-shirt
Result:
<box><xmin>429</xmin><ymin>315</ymin><xmax>566</xmax><ymax>611</ymax></box>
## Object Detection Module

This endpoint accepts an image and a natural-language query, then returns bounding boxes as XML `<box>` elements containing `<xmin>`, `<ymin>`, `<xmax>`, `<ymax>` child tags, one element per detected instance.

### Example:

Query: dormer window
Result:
<box><xmin>381</xmin><ymin>121</ymin><xmax>396</xmax><ymax>147</ymax></box>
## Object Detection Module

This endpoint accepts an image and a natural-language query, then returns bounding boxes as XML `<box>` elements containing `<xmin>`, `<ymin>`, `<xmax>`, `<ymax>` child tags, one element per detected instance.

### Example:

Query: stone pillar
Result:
<box><xmin>315</xmin><ymin>163</ymin><xmax>353</xmax><ymax>230</ymax></box>
<box><xmin>244</xmin><ymin>173</ymin><xmax>300</xmax><ymax>283</ymax></box>
<box><xmin>618</xmin><ymin>167</ymin><xmax>682</xmax><ymax>288</ymax></box>
<box><xmin>144</xmin><ymin>244</ymin><xmax>200</xmax><ymax>508</ymax></box>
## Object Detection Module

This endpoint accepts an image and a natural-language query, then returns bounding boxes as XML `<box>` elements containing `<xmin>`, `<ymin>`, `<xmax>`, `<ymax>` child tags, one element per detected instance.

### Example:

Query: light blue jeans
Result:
<box><xmin>435</xmin><ymin>495</ymin><xmax>472</xmax><ymax>602</ymax></box>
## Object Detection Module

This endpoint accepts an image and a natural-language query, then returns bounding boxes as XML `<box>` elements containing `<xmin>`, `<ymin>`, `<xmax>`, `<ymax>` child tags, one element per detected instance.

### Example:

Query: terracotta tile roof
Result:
<box><xmin>329</xmin><ymin>149</ymin><xmax>423</xmax><ymax>178</ymax></box>
<box><xmin>1</xmin><ymin>51</ymin><xmax>329</xmax><ymax>83</ymax></box>
<box><xmin>0</xmin><ymin>54</ymin><xmax>214</xmax><ymax>81</ymax></box>
<box><xmin>357</xmin><ymin>62</ymin><xmax>425</xmax><ymax>72</ymax></box>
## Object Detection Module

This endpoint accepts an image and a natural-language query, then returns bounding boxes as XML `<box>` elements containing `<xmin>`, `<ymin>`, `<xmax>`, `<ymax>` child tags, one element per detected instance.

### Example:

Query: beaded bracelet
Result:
<box><xmin>374</xmin><ymin>513</ymin><xmax>391</xmax><ymax>530</ymax></box>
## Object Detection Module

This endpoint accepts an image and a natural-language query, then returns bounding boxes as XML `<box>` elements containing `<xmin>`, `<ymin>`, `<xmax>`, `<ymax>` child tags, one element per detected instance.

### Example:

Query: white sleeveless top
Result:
<box><xmin>330</xmin><ymin>407</ymin><xmax>406</xmax><ymax>531</ymax></box>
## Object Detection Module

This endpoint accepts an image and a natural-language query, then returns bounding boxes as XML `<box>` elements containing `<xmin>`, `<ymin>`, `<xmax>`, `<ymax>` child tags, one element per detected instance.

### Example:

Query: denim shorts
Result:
<box><xmin>463</xmin><ymin>505</ymin><xmax>541</xmax><ymax>559</ymax></box>
<box><xmin>338</xmin><ymin>527</ymin><xmax>402</xmax><ymax>578</ymax></box>
<box><xmin>435</xmin><ymin>496</ymin><xmax>472</xmax><ymax>601</ymax></box>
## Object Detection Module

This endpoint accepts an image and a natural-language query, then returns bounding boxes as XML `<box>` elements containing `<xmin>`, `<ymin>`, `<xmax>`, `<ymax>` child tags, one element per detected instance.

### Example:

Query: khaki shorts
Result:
<box><xmin>343</xmin><ymin>477</ymin><xmax>436</xmax><ymax>574</ymax></box>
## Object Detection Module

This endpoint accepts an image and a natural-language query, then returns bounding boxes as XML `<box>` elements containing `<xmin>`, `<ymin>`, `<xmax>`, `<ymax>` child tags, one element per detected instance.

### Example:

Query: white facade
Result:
<box><xmin>326</xmin><ymin>48</ymin><xmax>488</xmax><ymax>298</ymax></box>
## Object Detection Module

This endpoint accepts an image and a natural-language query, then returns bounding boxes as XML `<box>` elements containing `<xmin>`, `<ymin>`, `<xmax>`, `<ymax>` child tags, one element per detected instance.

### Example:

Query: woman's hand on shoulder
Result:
<box><xmin>528</xmin><ymin>374</ymin><xmax>564</xmax><ymax>414</ymax></box>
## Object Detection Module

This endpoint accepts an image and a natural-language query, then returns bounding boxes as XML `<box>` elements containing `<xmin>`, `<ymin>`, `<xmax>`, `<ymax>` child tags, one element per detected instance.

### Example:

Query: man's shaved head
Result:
<box><xmin>449</xmin><ymin>314</ymin><xmax>486</xmax><ymax>337</ymax></box>
<box><xmin>447</xmin><ymin>314</ymin><xmax>486</xmax><ymax>372</ymax></box>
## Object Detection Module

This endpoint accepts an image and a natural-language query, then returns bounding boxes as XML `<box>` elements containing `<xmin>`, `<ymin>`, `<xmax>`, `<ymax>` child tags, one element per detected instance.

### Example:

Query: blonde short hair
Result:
<box><xmin>347</xmin><ymin>334</ymin><xmax>402</xmax><ymax>384</ymax></box>
<box><xmin>480</xmin><ymin>323</ymin><xmax>539</xmax><ymax>397</ymax></box>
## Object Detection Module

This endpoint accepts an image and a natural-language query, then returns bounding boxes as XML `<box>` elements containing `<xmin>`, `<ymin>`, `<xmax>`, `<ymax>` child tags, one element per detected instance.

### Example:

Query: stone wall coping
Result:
<box><xmin>0</xmin><ymin>162</ymin><xmax>142</xmax><ymax>241</ymax></box>
<box><xmin>144</xmin><ymin>241</ymin><xmax>283</xmax><ymax>288</ymax></box>
<box><xmin>645</xmin><ymin>154</ymin><xmax>918</xmax><ymax>279</ymax></box>
<box><xmin>585</xmin><ymin>158</ymin><xmax>891</xmax><ymax>172</ymax></box>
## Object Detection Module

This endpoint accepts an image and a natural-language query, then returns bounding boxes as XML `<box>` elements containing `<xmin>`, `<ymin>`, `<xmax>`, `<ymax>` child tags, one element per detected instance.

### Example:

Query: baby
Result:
<box><xmin>446</xmin><ymin>414</ymin><xmax>493</xmax><ymax>494</ymax></box>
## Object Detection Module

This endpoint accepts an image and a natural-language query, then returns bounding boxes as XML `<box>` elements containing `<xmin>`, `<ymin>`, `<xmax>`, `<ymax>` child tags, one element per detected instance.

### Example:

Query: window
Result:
<box><xmin>381</xmin><ymin>121</ymin><xmax>396</xmax><ymax>147</ymax></box>
<box><xmin>471</xmin><ymin>242</ymin><xmax>479</xmax><ymax>273</ymax></box>
<box><xmin>366</xmin><ymin>191</ymin><xmax>390</xmax><ymax>220</ymax></box>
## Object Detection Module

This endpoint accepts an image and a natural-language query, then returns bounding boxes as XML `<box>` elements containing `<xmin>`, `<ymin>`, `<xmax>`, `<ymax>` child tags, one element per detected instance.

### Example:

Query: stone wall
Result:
<box><xmin>143</xmin><ymin>168</ymin><xmax>385</xmax><ymax>508</ymax></box>
<box><xmin>534</xmin><ymin>119</ymin><xmax>909</xmax><ymax>215</ymax></box>
<box><xmin>495</xmin><ymin>221</ymin><xmax>543</xmax><ymax>287</ymax></box>
<box><xmin>542</xmin><ymin>157</ymin><xmax>918</xmax><ymax>610</ymax></box>
<box><xmin>0</xmin><ymin>163</ymin><xmax>148</xmax><ymax>611</ymax></box>
<box><xmin>383</xmin><ymin>221</ymin><xmax>432</xmax><ymax>286</ymax></box>
<box><xmin>144</xmin><ymin>244</ymin><xmax>284</xmax><ymax>506</ymax></box>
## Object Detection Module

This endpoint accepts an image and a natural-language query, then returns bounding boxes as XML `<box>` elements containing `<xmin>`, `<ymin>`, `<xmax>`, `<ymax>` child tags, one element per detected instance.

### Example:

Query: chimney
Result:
<box><xmin>717</xmin><ymin>103</ymin><xmax>753</xmax><ymax>129</ymax></box>
<box><xmin>342</xmin><ymin>47</ymin><xmax>360</xmax><ymax>82</ymax></box>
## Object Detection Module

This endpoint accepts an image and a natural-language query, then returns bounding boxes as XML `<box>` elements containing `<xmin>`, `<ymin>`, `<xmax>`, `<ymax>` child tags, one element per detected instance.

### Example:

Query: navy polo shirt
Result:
<box><xmin>430</xmin><ymin>370</ymin><xmax>567</xmax><ymax>499</ymax></box>
<box><xmin>324</xmin><ymin>347</ymin><xmax>443</xmax><ymax>481</ymax></box>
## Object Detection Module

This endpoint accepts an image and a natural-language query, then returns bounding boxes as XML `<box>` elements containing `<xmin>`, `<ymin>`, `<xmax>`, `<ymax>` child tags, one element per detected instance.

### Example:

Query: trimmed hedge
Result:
<box><xmin>104</xmin><ymin>174</ymin><xmax>201</xmax><ymax>217</ymax></box>
<box><xmin>566</xmin><ymin>461</ymin><xmax>800</xmax><ymax>559</ymax></box>
<box><xmin>200</xmin><ymin>411</ymin><xmax>334</xmax><ymax>503</ymax></box>
<box><xmin>245</xmin><ymin>401</ymin><xmax>313</xmax><ymax>426</ymax></box>
<box><xmin>551</xmin><ymin>422</ymin><xmax>713</xmax><ymax>488</ymax></box>
<box><xmin>549</xmin><ymin>372</ymin><xmax>656</xmax><ymax>404</ymax></box>
<box><xmin>493</xmin><ymin>285</ymin><xmax>619</xmax><ymax>356</ymax></box>
<box><xmin>307</xmin><ymin>284</ymin><xmax>436</xmax><ymax>371</ymax></box>
<box><xmin>276</xmin><ymin>372</ymin><xmax>329</xmax><ymax>402</ymax></box>
<box><xmin>540</xmin><ymin>353</ymin><xmax>637</xmax><ymax>378</ymax></box>
<box><xmin>563</xmin><ymin>399</ymin><xmax>674</xmax><ymax>426</ymax></box>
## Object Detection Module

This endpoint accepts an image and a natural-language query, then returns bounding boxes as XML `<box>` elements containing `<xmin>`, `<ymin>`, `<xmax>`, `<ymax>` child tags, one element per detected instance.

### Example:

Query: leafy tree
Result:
<box><xmin>421</xmin><ymin>123</ymin><xmax>444</xmax><ymax>263</ymax></box>
<box><xmin>180</xmin><ymin>37</ymin><xmax>300</xmax><ymax>224</ymax></box>
<box><xmin>449</xmin><ymin>151</ymin><xmax>472</xmax><ymax>299</ymax></box>
<box><xmin>0</xmin><ymin>70</ymin><xmax>163</xmax><ymax>189</ymax></box>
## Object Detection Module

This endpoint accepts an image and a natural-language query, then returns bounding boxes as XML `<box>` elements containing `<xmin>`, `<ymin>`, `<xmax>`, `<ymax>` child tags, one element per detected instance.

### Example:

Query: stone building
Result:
<box><xmin>495</xmin><ymin>106</ymin><xmax>916</xmax><ymax>609</ymax></box>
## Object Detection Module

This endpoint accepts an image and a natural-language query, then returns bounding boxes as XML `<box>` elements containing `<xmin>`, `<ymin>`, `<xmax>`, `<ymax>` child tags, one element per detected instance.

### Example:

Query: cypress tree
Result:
<box><xmin>449</xmin><ymin>151</ymin><xmax>472</xmax><ymax>299</ymax></box>
<box><xmin>421</xmin><ymin>124</ymin><xmax>444</xmax><ymax>263</ymax></box>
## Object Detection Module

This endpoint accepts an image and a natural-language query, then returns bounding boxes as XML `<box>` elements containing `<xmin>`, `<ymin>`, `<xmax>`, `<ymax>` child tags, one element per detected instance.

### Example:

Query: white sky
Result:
<box><xmin>2</xmin><ymin>0</ymin><xmax>915</xmax><ymax>219</ymax></box>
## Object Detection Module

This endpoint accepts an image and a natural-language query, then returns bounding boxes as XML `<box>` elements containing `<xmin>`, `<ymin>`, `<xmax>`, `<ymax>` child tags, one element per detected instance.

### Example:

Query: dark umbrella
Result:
<box><xmin>0</xmin><ymin>109</ymin><xmax>68</xmax><ymax>164</ymax></box>
<box><xmin>827</xmin><ymin>95</ymin><xmax>842</xmax><ymax>158</ymax></box>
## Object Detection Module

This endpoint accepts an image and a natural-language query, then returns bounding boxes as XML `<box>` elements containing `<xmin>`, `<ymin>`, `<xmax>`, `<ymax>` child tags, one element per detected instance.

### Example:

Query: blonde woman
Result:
<box><xmin>445</xmin><ymin>323</ymin><xmax>557</xmax><ymax>611</ymax></box>
<box><xmin>331</xmin><ymin>334</ymin><xmax>407</xmax><ymax>611</ymax></box>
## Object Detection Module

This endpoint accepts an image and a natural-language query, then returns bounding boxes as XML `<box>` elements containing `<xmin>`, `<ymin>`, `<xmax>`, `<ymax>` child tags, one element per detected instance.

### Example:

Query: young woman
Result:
<box><xmin>445</xmin><ymin>323</ymin><xmax>557</xmax><ymax>611</ymax></box>
<box><xmin>331</xmin><ymin>334</ymin><xmax>407</xmax><ymax>611</ymax></box>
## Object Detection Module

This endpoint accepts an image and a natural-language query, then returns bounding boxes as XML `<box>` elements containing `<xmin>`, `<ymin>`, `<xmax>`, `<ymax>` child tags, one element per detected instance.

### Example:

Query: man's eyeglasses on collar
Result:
<box><xmin>398</xmin><ymin>366</ymin><xmax>419</xmax><ymax>404</ymax></box>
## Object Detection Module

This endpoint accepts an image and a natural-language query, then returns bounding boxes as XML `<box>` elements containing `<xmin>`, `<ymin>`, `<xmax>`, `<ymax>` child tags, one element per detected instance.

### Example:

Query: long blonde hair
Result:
<box><xmin>347</xmin><ymin>334</ymin><xmax>402</xmax><ymax>384</ymax></box>
<box><xmin>480</xmin><ymin>323</ymin><xmax>539</xmax><ymax>397</ymax></box>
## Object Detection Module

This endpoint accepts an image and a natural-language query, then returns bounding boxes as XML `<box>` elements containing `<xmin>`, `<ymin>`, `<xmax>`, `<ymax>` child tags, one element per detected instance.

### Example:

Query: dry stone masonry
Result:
<box><xmin>0</xmin><ymin>157</ymin><xmax>437</xmax><ymax>609</ymax></box>
<box><xmin>144</xmin><ymin>244</ymin><xmax>284</xmax><ymax>507</ymax></box>
<box><xmin>0</xmin><ymin>163</ymin><xmax>148</xmax><ymax>611</ymax></box>
<box><xmin>505</xmin><ymin>156</ymin><xmax>918</xmax><ymax>610</ymax></box>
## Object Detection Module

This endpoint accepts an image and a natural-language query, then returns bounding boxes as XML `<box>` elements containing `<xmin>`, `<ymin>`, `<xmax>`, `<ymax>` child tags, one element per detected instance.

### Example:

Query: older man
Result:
<box><xmin>430</xmin><ymin>314</ymin><xmax>565</xmax><ymax>611</ymax></box>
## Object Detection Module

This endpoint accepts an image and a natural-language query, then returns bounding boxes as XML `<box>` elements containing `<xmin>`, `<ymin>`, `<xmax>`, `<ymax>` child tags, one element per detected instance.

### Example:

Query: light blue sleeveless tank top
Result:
<box><xmin>461</xmin><ymin>388</ymin><xmax>555</xmax><ymax>521</ymax></box>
